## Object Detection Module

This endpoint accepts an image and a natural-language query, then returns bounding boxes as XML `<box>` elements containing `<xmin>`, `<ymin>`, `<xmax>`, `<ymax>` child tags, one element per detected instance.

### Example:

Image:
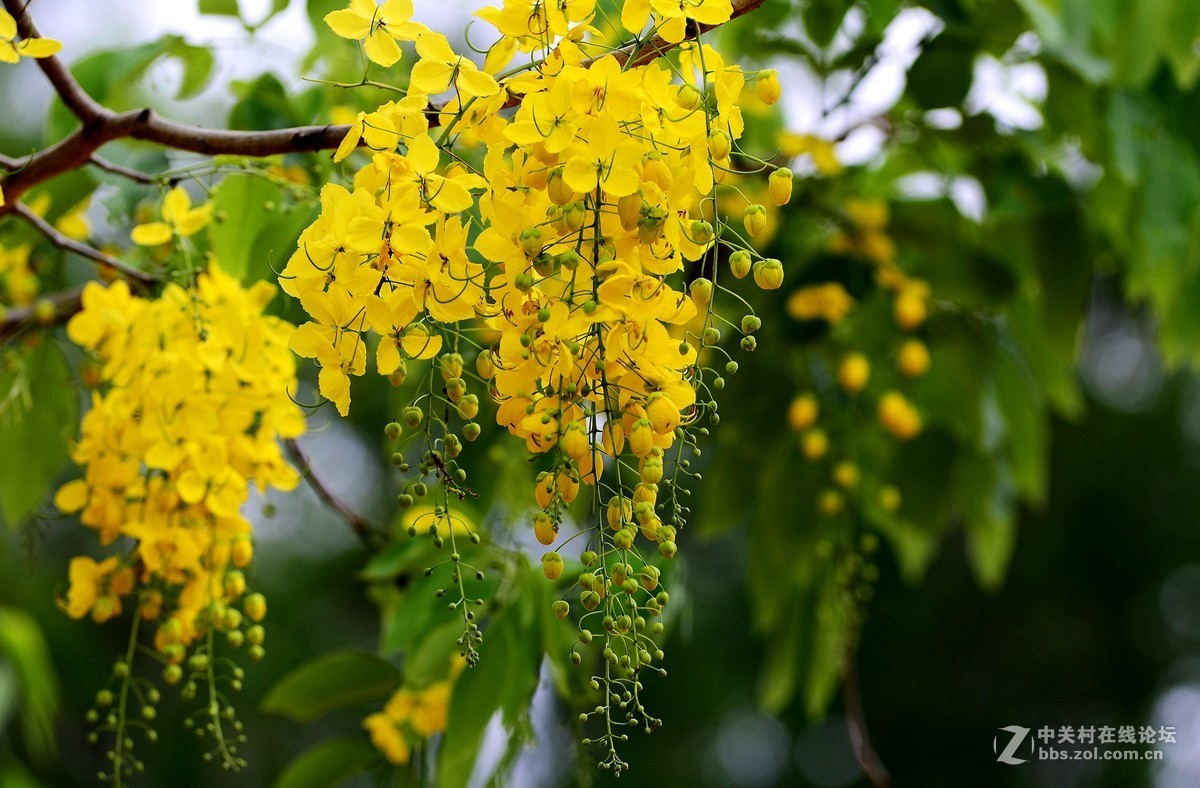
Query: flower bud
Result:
<box><xmin>690</xmin><ymin>277</ymin><xmax>713</xmax><ymax>306</ymax></box>
<box><xmin>676</xmin><ymin>83</ymin><xmax>702</xmax><ymax>110</ymax></box>
<box><xmin>541</xmin><ymin>552</ymin><xmax>564</xmax><ymax>581</ymax></box>
<box><xmin>752</xmin><ymin>258</ymin><xmax>784</xmax><ymax>289</ymax></box>
<box><xmin>897</xmin><ymin>338</ymin><xmax>930</xmax><ymax>377</ymax></box>
<box><xmin>708</xmin><ymin>129</ymin><xmax>731</xmax><ymax>160</ymax></box>
<box><xmin>729</xmin><ymin>250</ymin><xmax>752</xmax><ymax>279</ymax></box>
<box><xmin>618</xmin><ymin>191</ymin><xmax>643</xmax><ymax>231</ymax></box>
<box><xmin>547</xmin><ymin>166</ymin><xmax>573</xmax><ymax>205</ymax></box>
<box><xmin>560</xmin><ymin>422</ymin><xmax>590</xmax><ymax>461</ymax></box>
<box><xmin>787</xmin><ymin>393</ymin><xmax>819</xmax><ymax>431</ymax></box>
<box><xmin>563</xmin><ymin>200</ymin><xmax>587</xmax><ymax>231</ymax></box>
<box><xmin>475</xmin><ymin>350</ymin><xmax>496</xmax><ymax>380</ymax></box>
<box><xmin>520</xmin><ymin>227</ymin><xmax>544</xmax><ymax>258</ymax></box>
<box><xmin>533</xmin><ymin>511</ymin><xmax>557</xmax><ymax>545</ymax></box>
<box><xmin>243</xmin><ymin>593</ymin><xmax>267</xmax><ymax>622</ymax></box>
<box><xmin>744</xmin><ymin>204</ymin><xmax>768</xmax><ymax>237</ymax></box>
<box><xmin>769</xmin><ymin>167</ymin><xmax>793</xmax><ymax>205</ymax></box>
<box><xmin>802</xmin><ymin>429</ymin><xmax>828</xmax><ymax>460</ymax></box>
<box><xmin>629</xmin><ymin>418</ymin><xmax>655</xmax><ymax>458</ymax></box>
<box><xmin>837</xmin><ymin>353</ymin><xmax>870</xmax><ymax>393</ymax></box>
<box><xmin>756</xmin><ymin>69</ymin><xmax>781</xmax><ymax>104</ymax></box>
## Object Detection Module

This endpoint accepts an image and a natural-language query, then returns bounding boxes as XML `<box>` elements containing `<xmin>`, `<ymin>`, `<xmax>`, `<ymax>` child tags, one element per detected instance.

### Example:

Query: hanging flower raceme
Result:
<box><xmin>294</xmin><ymin>0</ymin><xmax>790</xmax><ymax>773</ymax></box>
<box><xmin>54</xmin><ymin>267</ymin><xmax>304</xmax><ymax>779</ymax></box>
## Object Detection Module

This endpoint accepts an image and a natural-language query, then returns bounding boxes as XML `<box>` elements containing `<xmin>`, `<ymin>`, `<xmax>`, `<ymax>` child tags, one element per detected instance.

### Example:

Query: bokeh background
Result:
<box><xmin>2</xmin><ymin>1</ymin><xmax>1200</xmax><ymax>786</ymax></box>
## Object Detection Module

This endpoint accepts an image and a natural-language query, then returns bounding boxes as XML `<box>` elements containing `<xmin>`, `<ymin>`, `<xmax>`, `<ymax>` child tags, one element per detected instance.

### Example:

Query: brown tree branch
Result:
<box><xmin>2</xmin><ymin>0</ymin><xmax>108</xmax><ymax>125</ymax></box>
<box><xmin>283</xmin><ymin>438</ymin><xmax>380</xmax><ymax>548</ymax></box>
<box><xmin>11</xmin><ymin>203</ymin><xmax>159</xmax><ymax>285</ymax></box>
<box><xmin>0</xmin><ymin>286</ymin><xmax>82</xmax><ymax>342</ymax></box>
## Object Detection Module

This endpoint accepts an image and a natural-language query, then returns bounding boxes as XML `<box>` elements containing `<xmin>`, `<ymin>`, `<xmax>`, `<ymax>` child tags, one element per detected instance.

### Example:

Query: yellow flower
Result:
<box><xmin>410</xmin><ymin>32</ymin><xmax>499</xmax><ymax>98</ymax></box>
<box><xmin>58</xmin><ymin>268</ymin><xmax>303</xmax><ymax>653</ymax></box>
<box><xmin>130</xmin><ymin>187</ymin><xmax>212</xmax><ymax>246</ymax></box>
<box><xmin>63</xmin><ymin>556</ymin><xmax>120</xmax><ymax>621</ymax></box>
<box><xmin>0</xmin><ymin>10</ymin><xmax>61</xmax><ymax>63</ymax></box>
<box><xmin>324</xmin><ymin>0</ymin><xmax>426</xmax><ymax>68</ymax></box>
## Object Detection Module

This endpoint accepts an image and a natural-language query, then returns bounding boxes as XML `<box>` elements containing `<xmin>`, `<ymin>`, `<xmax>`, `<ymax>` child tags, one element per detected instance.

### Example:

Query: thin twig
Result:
<box><xmin>844</xmin><ymin>659</ymin><xmax>893</xmax><ymax>788</ymax></box>
<box><xmin>0</xmin><ymin>286</ymin><xmax>82</xmax><ymax>342</ymax></box>
<box><xmin>88</xmin><ymin>156</ymin><xmax>159</xmax><ymax>184</ymax></box>
<box><xmin>283</xmin><ymin>438</ymin><xmax>380</xmax><ymax>548</ymax></box>
<box><xmin>10</xmin><ymin>202</ymin><xmax>159</xmax><ymax>285</ymax></box>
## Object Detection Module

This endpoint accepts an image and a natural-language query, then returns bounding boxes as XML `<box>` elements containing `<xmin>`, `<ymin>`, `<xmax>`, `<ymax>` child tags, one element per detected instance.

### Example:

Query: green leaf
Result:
<box><xmin>993</xmin><ymin>346</ymin><xmax>1048</xmax><ymax>504</ymax></box>
<box><xmin>261</xmin><ymin>651</ymin><xmax>399</xmax><ymax>722</ymax></box>
<box><xmin>0</xmin><ymin>344</ymin><xmax>78</xmax><ymax>528</ymax></box>
<box><xmin>208</xmin><ymin>174</ymin><xmax>312</xmax><ymax>281</ymax></box>
<box><xmin>48</xmin><ymin>36</ymin><xmax>217</xmax><ymax>140</ymax></box>
<box><xmin>208</xmin><ymin>175</ymin><xmax>280</xmax><ymax>280</ymax></box>
<box><xmin>906</xmin><ymin>34</ymin><xmax>976</xmax><ymax>109</ymax></box>
<box><xmin>229</xmin><ymin>73</ymin><xmax>305</xmax><ymax>131</ymax></box>
<box><xmin>165</xmin><ymin>38</ymin><xmax>217</xmax><ymax>100</ymax></box>
<box><xmin>956</xmin><ymin>452</ymin><xmax>1018</xmax><ymax>591</ymax></box>
<box><xmin>402</xmin><ymin>621</ymin><xmax>463</xmax><ymax>687</ymax></box>
<box><xmin>273</xmin><ymin>737</ymin><xmax>381</xmax><ymax>788</ymax></box>
<box><xmin>1014</xmin><ymin>0</ymin><xmax>1112</xmax><ymax>83</ymax></box>
<box><xmin>804</xmin><ymin>0</ymin><xmax>844</xmax><ymax>49</ymax></box>
<box><xmin>438</xmin><ymin>611</ymin><xmax>540</xmax><ymax>788</ymax></box>
<box><xmin>199</xmin><ymin>0</ymin><xmax>241</xmax><ymax>16</ymax></box>
<box><xmin>0</xmin><ymin>607</ymin><xmax>59</xmax><ymax>765</ymax></box>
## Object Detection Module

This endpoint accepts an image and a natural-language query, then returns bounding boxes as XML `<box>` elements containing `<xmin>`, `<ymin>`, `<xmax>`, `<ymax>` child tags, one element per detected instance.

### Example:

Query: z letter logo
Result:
<box><xmin>995</xmin><ymin>726</ymin><xmax>1032</xmax><ymax>765</ymax></box>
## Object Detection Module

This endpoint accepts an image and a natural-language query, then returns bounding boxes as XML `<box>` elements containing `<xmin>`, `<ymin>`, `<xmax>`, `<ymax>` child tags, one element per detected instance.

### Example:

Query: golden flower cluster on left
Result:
<box><xmin>53</xmin><ymin>266</ymin><xmax>304</xmax><ymax>660</ymax></box>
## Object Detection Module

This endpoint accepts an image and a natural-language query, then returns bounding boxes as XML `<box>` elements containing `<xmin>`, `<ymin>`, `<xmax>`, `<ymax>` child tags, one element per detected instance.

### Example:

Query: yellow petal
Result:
<box><xmin>428</xmin><ymin>177</ymin><xmax>472</xmax><ymax>214</ymax></box>
<box><xmin>0</xmin><ymin>10</ymin><xmax>15</xmax><ymax>40</ymax></box>
<box><xmin>334</xmin><ymin>115</ymin><xmax>364</xmax><ymax>162</ymax></box>
<box><xmin>456</xmin><ymin>66</ymin><xmax>499</xmax><ymax>98</ymax></box>
<box><xmin>401</xmin><ymin>327</ymin><xmax>442</xmax><ymax>359</ymax></box>
<box><xmin>161</xmin><ymin>186</ymin><xmax>192</xmax><ymax>222</ymax></box>
<box><xmin>405</xmin><ymin>133</ymin><xmax>440</xmax><ymax>172</ymax></box>
<box><xmin>409</xmin><ymin>59</ymin><xmax>454</xmax><ymax>94</ymax></box>
<box><xmin>16</xmin><ymin>37</ymin><xmax>62</xmax><ymax>58</ymax></box>
<box><xmin>130</xmin><ymin>222</ymin><xmax>174</xmax><ymax>246</ymax></box>
<box><xmin>563</xmin><ymin>157</ymin><xmax>598</xmax><ymax>194</ymax></box>
<box><xmin>54</xmin><ymin>480</ymin><xmax>89</xmax><ymax>513</ymax></box>
<box><xmin>176</xmin><ymin>469</ymin><xmax>207</xmax><ymax>504</ymax></box>
<box><xmin>325</xmin><ymin>7</ymin><xmax>371</xmax><ymax>39</ymax></box>
<box><xmin>174</xmin><ymin>204</ymin><xmax>212</xmax><ymax>237</ymax></box>
<box><xmin>318</xmin><ymin>366</ymin><xmax>352</xmax><ymax>416</ymax></box>
<box><xmin>364</xmin><ymin>30</ymin><xmax>402</xmax><ymax>67</ymax></box>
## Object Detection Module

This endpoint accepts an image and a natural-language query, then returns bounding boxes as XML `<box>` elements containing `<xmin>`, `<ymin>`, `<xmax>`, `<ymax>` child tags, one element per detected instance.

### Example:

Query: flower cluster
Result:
<box><xmin>788</xmin><ymin>199</ymin><xmax>932</xmax><ymax>516</ymax></box>
<box><xmin>56</xmin><ymin>267</ymin><xmax>301</xmax><ymax>645</ymax></box>
<box><xmin>364</xmin><ymin>657</ymin><xmax>464</xmax><ymax>765</ymax></box>
<box><xmin>54</xmin><ymin>267</ymin><xmax>303</xmax><ymax>779</ymax></box>
<box><xmin>288</xmin><ymin>0</ymin><xmax>790</xmax><ymax>772</ymax></box>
